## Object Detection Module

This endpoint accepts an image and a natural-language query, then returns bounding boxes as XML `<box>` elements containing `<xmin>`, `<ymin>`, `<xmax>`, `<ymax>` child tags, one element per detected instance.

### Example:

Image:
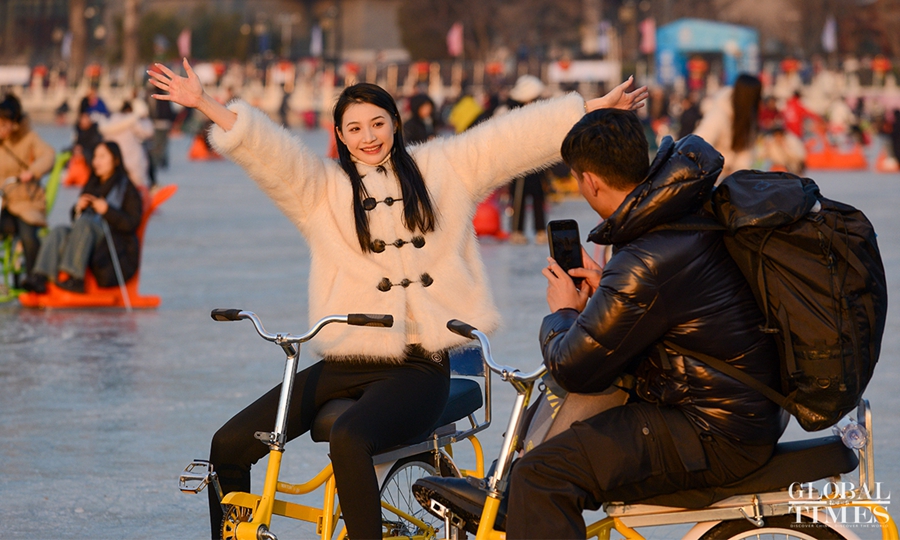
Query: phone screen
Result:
<box><xmin>547</xmin><ymin>220</ymin><xmax>583</xmax><ymax>286</ymax></box>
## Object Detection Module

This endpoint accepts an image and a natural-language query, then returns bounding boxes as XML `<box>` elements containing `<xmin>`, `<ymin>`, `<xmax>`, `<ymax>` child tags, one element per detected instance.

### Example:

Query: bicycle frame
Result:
<box><xmin>179</xmin><ymin>310</ymin><xmax>492</xmax><ymax>540</ymax></box>
<box><xmin>435</xmin><ymin>322</ymin><xmax>899</xmax><ymax>540</ymax></box>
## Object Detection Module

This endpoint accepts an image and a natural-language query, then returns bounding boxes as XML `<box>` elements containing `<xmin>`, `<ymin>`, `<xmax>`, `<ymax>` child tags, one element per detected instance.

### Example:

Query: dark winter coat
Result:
<box><xmin>71</xmin><ymin>173</ymin><xmax>143</xmax><ymax>287</ymax></box>
<box><xmin>540</xmin><ymin>135</ymin><xmax>784</xmax><ymax>445</ymax></box>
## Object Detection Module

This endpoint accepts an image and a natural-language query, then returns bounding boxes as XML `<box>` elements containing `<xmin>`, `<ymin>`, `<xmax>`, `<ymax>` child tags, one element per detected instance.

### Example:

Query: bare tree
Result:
<box><xmin>398</xmin><ymin>0</ymin><xmax>581</xmax><ymax>61</ymax></box>
<box><xmin>69</xmin><ymin>0</ymin><xmax>87</xmax><ymax>86</ymax></box>
<box><xmin>123</xmin><ymin>0</ymin><xmax>139</xmax><ymax>88</ymax></box>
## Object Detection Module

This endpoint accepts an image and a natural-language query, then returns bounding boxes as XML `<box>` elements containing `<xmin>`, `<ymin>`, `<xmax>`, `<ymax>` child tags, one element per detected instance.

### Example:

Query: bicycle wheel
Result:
<box><xmin>380</xmin><ymin>452</ymin><xmax>458</xmax><ymax>538</ymax></box>
<box><xmin>700</xmin><ymin>514</ymin><xmax>847</xmax><ymax>540</ymax></box>
<box><xmin>221</xmin><ymin>504</ymin><xmax>252</xmax><ymax>540</ymax></box>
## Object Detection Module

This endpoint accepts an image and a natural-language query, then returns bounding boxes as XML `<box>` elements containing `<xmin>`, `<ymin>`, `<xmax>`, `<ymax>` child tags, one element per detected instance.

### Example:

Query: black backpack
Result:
<box><xmin>664</xmin><ymin>170</ymin><xmax>887</xmax><ymax>432</ymax></box>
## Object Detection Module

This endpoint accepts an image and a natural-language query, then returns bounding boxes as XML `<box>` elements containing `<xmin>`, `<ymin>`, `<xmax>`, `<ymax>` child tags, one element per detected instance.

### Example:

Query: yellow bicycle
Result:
<box><xmin>178</xmin><ymin>309</ymin><xmax>493</xmax><ymax>540</ymax></box>
<box><xmin>414</xmin><ymin>320</ymin><xmax>898</xmax><ymax>540</ymax></box>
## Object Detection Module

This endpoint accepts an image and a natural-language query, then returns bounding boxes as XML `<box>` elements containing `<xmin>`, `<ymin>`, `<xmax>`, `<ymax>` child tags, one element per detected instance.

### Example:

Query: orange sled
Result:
<box><xmin>804</xmin><ymin>133</ymin><xmax>868</xmax><ymax>171</ymax></box>
<box><xmin>19</xmin><ymin>184</ymin><xmax>178</xmax><ymax>309</ymax></box>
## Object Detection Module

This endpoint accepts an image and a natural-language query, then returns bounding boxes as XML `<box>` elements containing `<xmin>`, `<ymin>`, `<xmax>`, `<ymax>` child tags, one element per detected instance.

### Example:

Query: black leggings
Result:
<box><xmin>208</xmin><ymin>346</ymin><xmax>450</xmax><ymax>539</ymax></box>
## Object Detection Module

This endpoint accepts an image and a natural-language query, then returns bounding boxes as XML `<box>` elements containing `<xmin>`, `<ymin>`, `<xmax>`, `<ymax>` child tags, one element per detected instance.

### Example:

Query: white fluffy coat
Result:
<box><xmin>209</xmin><ymin>94</ymin><xmax>585</xmax><ymax>361</ymax></box>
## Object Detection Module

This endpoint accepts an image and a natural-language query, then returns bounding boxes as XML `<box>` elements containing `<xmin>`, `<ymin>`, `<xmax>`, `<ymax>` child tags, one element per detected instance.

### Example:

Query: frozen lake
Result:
<box><xmin>1</xmin><ymin>124</ymin><xmax>898</xmax><ymax>539</ymax></box>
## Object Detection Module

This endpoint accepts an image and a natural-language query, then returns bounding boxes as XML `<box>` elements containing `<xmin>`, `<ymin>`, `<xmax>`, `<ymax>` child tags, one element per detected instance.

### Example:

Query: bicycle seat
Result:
<box><xmin>412</xmin><ymin>435</ymin><xmax>859</xmax><ymax>533</ymax></box>
<box><xmin>611</xmin><ymin>435</ymin><xmax>859</xmax><ymax>510</ymax></box>
<box><xmin>310</xmin><ymin>377</ymin><xmax>483</xmax><ymax>443</ymax></box>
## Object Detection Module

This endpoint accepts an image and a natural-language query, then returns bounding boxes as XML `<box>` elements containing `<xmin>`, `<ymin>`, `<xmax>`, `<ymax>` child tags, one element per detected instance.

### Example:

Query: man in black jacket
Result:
<box><xmin>505</xmin><ymin>110</ymin><xmax>784</xmax><ymax>539</ymax></box>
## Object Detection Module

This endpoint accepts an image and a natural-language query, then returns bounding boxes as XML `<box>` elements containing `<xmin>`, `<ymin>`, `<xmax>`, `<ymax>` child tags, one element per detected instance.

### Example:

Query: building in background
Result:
<box><xmin>2</xmin><ymin>0</ymin><xmax>900</xmax><ymax>85</ymax></box>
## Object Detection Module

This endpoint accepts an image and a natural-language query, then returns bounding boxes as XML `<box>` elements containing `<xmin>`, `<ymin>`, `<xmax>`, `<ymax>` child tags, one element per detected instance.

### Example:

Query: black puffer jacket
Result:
<box><xmin>71</xmin><ymin>173</ymin><xmax>143</xmax><ymax>287</ymax></box>
<box><xmin>540</xmin><ymin>135</ymin><xmax>784</xmax><ymax>444</ymax></box>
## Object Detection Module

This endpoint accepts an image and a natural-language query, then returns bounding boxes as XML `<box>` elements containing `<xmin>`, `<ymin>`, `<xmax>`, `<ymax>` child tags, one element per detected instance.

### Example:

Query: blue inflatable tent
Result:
<box><xmin>656</xmin><ymin>18</ymin><xmax>759</xmax><ymax>86</ymax></box>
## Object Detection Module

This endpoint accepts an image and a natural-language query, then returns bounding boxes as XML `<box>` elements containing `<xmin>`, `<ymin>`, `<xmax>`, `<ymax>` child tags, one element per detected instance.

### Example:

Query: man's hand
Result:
<box><xmin>585</xmin><ymin>76</ymin><xmax>649</xmax><ymax>113</ymax></box>
<box><xmin>567</xmin><ymin>247</ymin><xmax>603</xmax><ymax>296</ymax></box>
<box><xmin>18</xmin><ymin>170</ymin><xmax>34</xmax><ymax>183</ymax></box>
<box><xmin>543</xmin><ymin>257</ymin><xmax>590</xmax><ymax>313</ymax></box>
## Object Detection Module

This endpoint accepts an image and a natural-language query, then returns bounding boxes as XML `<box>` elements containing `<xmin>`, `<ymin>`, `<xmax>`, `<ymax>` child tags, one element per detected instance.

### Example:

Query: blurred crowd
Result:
<box><xmin>4</xmin><ymin>54</ymin><xmax>900</xmax><ymax>293</ymax></box>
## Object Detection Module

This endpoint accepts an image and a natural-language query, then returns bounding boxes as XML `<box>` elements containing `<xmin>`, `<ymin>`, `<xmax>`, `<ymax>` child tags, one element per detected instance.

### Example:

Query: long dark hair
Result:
<box><xmin>333</xmin><ymin>83</ymin><xmax>437</xmax><ymax>252</ymax></box>
<box><xmin>92</xmin><ymin>140</ymin><xmax>129</xmax><ymax>183</ymax></box>
<box><xmin>731</xmin><ymin>73</ymin><xmax>762</xmax><ymax>152</ymax></box>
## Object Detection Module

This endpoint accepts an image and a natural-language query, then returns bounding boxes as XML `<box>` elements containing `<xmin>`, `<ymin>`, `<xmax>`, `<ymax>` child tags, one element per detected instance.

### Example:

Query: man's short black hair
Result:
<box><xmin>561</xmin><ymin>109</ymin><xmax>649</xmax><ymax>190</ymax></box>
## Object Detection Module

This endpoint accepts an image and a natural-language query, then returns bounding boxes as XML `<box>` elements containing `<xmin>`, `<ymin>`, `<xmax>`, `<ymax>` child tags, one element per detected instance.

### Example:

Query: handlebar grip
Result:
<box><xmin>210</xmin><ymin>308</ymin><xmax>244</xmax><ymax>322</ymax></box>
<box><xmin>347</xmin><ymin>314</ymin><xmax>394</xmax><ymax>328</ymax></box>
<box><xmin>447</xmin><ymin>319</ymin><xmax>478</xmax><ymax>339</ymax></box>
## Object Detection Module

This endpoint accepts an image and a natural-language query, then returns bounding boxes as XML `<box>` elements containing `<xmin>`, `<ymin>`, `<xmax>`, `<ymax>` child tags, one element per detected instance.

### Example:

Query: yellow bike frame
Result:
<box><xmin>221</xmin><ymin>436</ymin><xmax>487</xmax><ymax>540</ymax></box>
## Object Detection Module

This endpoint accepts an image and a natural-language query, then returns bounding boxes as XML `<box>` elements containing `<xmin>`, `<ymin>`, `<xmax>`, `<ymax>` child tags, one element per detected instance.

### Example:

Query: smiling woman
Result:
<box><xmin>338</xmin><ymin>102</ymin><xmax>394</xmax><ymax>164</ymax></box>
<box><xmin>331</xmin><ymin>83</ymin><xmax>436</xmax><ymax>255</ymax></box>
<box><xmin>147</xmin><ymin>58</ymin><xmax>647</xmax><ymax>540</ymax></box>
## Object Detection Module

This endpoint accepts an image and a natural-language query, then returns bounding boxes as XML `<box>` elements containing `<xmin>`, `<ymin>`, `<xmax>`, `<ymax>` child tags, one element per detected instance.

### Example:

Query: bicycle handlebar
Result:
<box><xmin>211</xmin><ymin>308</ymin><xmax>243</xmax><ymax>321</ymax></box>
<box><xmin>347</xmin><ymin>313</ymin><xmax>394</xmax><ymax>327</ymax></box>
<box><xmin>210</xmin><ymin>309</ymin><xmax>394</xmax><ymax>345</ymax></box>
<box><xmin>447</xmin><ymin>319</ymin><xmax>546</xmax><ymax>384</ymax></box>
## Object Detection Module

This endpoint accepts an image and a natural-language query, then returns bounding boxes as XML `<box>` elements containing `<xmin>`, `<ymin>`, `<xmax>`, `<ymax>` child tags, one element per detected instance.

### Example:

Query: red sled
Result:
<box><xmin>19</xmin><ymin>185</ymin><xmax>178</xmax><ymax>309</ymax></box>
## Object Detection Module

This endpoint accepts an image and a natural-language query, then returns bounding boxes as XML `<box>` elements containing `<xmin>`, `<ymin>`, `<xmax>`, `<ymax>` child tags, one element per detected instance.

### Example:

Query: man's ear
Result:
<box><xmin>581</xmin><ymin>171</ymin><xmax>602</xmax><ymax>197</ymax></box>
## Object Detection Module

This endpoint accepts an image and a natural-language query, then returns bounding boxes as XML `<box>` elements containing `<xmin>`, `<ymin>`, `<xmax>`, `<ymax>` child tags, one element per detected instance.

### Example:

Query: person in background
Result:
<box><xmin>73</xmin><ymin>109</ymin><xmax>103</xmax><ymax>163</ymax></box>
<box><xmin>147</xmin><ymin>77</ymin><xmax>176</xmax><ymax>187</ymax></box>
<box><xmin>890</xmin><ymin>110</ymin><xmax>900</xmax><ymax>164</ymax></box>
<box><xmin>96</xmin><ymin>100</ymin><xmax>154</xmax><ymax>189</ymax></box>
<box><xmin>783</xmin><ymin>91</ymin><xmax>821</xmax><ymax>140</ymax></box>
<box><xmin>676</xmin><ymin>92</ymin><xmax>702</xmax><ymax>140</ymax></box>
<box><xmin>0</xmin><ymin>93</ymin><xmax>55</xmax><ymax>287</ymax></box>
<box><xmin>693</xmin><ymin>73</ymin><xmax>762</xmax><ymax>179</ymax></box>
<box><xmin>26</xmin><ymin>141</ymin><xmax>142</xmax><ymax>294</ymax></box>
<box><xmin>404</xmin><ymin>93</ymin><xmax>440</xmax><ymax>145</ymax></box>
<box><xmin>757</xmin><ymin>95</ymin><xmax>782</xmax><ymax>132</ymax></box>
<box><xmin>505</xmin><ymin>75</ymin><xmax>552</xmax><ymax>244</ymax></box>
<box><xmin>826</xmin><ymin>96</ymin><xmax>855</xmax><ymax>144</ymax></box>
<box><xmin>79</xmin><ymin>85</ymin><xmax>109</xmax><ymax>117</ymax></box>
<box><xmin>760</xmin><ymin>124</ymin><xmax>807</xmax><ymax>175</ymax></box>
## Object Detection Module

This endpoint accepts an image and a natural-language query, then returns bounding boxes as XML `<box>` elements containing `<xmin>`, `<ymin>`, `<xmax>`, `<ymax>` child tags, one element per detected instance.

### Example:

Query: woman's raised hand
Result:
<box><xmin>148</xmin><ymin>58</ymin><xmax>237</xmax><ymax>131</ymax></box>
<box><xmin>585</xmin><ymin>76</ymin><xmax>649</xmax><ymax>114</ymax></box>
<box><xmin>148</xmin><ymin>58</ymin><xmax>204</xmax><ymax>109</ymax></box>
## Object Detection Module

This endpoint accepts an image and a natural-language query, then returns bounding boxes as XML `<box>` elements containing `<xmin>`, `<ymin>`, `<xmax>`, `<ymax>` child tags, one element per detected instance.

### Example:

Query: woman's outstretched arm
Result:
<box><xmin>430</xmin><ymin>77</ymin><xmax>648</xmax><ymax>201</ymax></box>
<box><xmin>147</xmin><ymin>58</ymin><xmax>237</xmax><ymax>131</ymax></box>
<box><xmin>147</xmin><ymin>58</ymin><xmax>332</xmax><ymax>231</ymax></box>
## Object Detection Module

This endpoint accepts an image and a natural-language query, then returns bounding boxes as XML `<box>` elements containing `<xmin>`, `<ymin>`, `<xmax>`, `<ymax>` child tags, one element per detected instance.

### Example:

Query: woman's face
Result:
<box><xmin>92</xmin><ymin>144</ymin><xmax>116</xmax><ymax>180</ymax></box>
<box><xmin>337</xmin><ymin>102</ymin><xmax>396</xmax><ymax>166</ymax></box>
<box><xmin>0</xmin><ymin>118</ymin><xmax>15</xmax><ymax>141</ymax></box>
<box><xmin>417</xmin><ymin>101</ymin><xmax>433</xmax><ymax>119</ymax></box>
<box><xmin>77</xmin><ymin>113</ymin><xmax>93</xmax><ymax>130</ymax></box>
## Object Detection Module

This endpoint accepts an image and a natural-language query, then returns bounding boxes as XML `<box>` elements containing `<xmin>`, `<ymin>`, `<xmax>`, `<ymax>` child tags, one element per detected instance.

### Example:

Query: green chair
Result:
<box><xmin>0</xmin><ymin>151</ymin><xmax>70</xmax><ymax>302</ymax></box>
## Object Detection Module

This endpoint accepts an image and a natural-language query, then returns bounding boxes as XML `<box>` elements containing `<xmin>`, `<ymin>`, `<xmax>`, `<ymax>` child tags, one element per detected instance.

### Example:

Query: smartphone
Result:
<box><xmin>547</xmin><ymin>219</ymin><xmax>583</xmax><ymax>287</ymax></box>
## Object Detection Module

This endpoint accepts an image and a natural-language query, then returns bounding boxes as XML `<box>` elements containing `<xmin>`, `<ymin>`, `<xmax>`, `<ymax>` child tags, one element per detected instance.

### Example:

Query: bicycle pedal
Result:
<box><xmin>429</xmin><ymin>499</ymin><xmax>466</xmax><ymax>530</ymax></box>
<box><xmin>179</xmin><ymin>460</ymin><xmax>217</xmax><ymax>494</ymax></box>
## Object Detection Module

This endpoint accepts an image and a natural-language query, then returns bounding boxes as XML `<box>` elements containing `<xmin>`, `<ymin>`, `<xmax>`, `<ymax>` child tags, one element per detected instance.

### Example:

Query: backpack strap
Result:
<box><xmin>824</xmin><ymin>219</ymin><xmax>880</xmax><ymax>370</ymax></box>
<box><xmin>662</xmin><ymin>340</ymin><xmax>790</xmax><ymax>410</ymax></box>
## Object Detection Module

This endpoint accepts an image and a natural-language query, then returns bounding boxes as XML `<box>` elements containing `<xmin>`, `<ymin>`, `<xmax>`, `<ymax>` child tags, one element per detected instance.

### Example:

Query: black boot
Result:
<box><xmin>22</xmin><ymin>274</ymin><xmax>47</xmax><ymax>294</ymax></box>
